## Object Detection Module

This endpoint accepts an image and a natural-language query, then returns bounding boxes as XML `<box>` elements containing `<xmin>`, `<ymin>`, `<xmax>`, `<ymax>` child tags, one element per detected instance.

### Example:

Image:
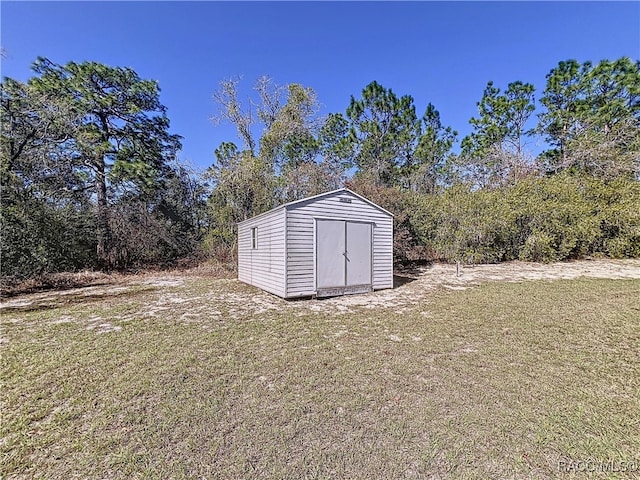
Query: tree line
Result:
<box><xmin>1</xmin><ymin>58</ymin><xmax>205</xmax><ymax>280</ymax></box>
<box><xmin>1</xmin><ymin>56</ymin><xmax>639</xmax><ymax>282</ymax></box>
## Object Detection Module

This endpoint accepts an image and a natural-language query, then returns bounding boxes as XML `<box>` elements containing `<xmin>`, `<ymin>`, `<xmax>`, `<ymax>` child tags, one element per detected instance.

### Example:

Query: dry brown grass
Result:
<box><xmin>0</xmin><ymin>270</ymin><xmax>114</xmax><ymax>298</ymax></box>
<box><xmin>0</xmin><ymin>260</ymin><xmax>235</xmax><ymax>298</ymax></box>
<box><xmin>1</xmin><ymin>266</ymin><xmax>639</xmax><ymax>479</ymax></box>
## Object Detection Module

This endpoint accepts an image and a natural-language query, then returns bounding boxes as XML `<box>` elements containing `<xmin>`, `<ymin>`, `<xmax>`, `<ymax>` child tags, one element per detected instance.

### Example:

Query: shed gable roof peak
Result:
<box><xmin>238</xmin><ymin>187</ymin><xmax>393</xmax><ymax>225</ymax></box>
<box><xmin>283</xmin><ymin>188</ymin><xmax>394</xmax><ymax>217</ymax></box>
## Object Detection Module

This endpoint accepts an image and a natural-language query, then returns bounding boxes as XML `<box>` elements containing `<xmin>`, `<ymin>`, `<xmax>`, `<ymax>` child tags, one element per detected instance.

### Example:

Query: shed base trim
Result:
<box><xmin>316</xmin><ymin>284</ymin><xmax>372</xmax><ymax>298</ymax></box>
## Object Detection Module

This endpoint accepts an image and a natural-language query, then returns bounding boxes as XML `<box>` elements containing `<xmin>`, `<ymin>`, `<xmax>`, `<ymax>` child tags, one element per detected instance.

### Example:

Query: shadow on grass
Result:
<box><xmin>393</xmin><ymin>274</ymin><xmax>417</xmax><ymax>289</ymax></box>
<box><xmin>285</xmin><ymin>274</ymin><xmax>419</xmax><ymax>302</ymax></box>
<box><xmin>393</xmin><ymin>259</ymin><xmax>435</xmax><ymax>288</ymax></box>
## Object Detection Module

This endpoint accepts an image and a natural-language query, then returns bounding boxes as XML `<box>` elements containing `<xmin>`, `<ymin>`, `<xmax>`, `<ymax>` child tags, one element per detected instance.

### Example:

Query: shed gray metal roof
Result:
<box><xmin>237</xmin><ymin>188</ymin><xmax>394</xmax><ymax>226</ymax></box>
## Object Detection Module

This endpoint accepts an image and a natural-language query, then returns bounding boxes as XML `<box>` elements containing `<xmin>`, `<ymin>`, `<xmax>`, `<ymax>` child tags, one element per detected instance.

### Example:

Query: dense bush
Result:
<box><xmin>0</xmin><ymin>166</ymin><xmax>207</xmax><ymax>280</ymax></box>
<box><xmin>0</xmin><ymin>196</ymin><xmax>96</xmax><ymax>279</ymax></box>
<box><xmin>346</xmin><ymin>175</ymin><xmax>429</xmax><ymax>265</ymax></box>
<box><xmin>410</xmin><ymin>173</ymin><xmax>640</xmax><ymax>263</ymax></box>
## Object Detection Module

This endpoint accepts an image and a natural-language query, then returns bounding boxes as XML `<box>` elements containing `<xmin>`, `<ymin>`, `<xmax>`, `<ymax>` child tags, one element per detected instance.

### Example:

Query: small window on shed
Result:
<box><xmin>251</xmin><ymin>227</ymin><xmax>258</xmax><ymax>249</ymax></box>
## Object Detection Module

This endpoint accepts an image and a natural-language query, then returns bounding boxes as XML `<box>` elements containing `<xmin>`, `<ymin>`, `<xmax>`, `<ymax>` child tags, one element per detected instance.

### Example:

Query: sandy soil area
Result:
<box><xmin>299</xmin><ymin>258</ymin><xmax>640</xmax><ymax>314</ymax></box>
<box><xmin>2</xmin><ymin>259</ymin><xmax>639</xmax><ymax>321</ymax></box>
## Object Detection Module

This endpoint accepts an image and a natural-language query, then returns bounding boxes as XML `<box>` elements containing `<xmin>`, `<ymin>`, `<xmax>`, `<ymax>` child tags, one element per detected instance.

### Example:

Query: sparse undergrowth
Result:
<box><xmin>0</xmin><ymin>260</ymin><xmax>235</xmax><ymax>298</ymax></box>
<box><xmin>1</xmin><ymin>274</ymin><xmax>639</xmax><ymax>479</ymax></box>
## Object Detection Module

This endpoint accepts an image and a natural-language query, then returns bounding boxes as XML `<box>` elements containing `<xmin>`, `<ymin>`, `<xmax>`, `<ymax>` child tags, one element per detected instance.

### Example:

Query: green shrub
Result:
<box><xmin>409</xmin><ymin>173</ymin><xmax>640</xmax><ymax>264</ymax></box>
<box><xmin>346</xmin><ymin>177</ymin><xmax>428</xmax><ymax>265</ymax></box>
<box><xmin>519</xmin><ymin>232</ymin><xmax>557</xmax><ymax>262</ymax></box>
<box><xmin>0</xmin><ymin>197</ymin><xmax>96</xmax><ymax>279</ymax></box>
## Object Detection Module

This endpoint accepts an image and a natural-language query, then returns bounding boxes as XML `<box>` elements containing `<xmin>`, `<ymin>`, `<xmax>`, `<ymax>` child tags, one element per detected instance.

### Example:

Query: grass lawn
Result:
<box><xmin>1</xmin><ymin>277</ymin><xmax>639</xmax><ymax>479</ymax></box>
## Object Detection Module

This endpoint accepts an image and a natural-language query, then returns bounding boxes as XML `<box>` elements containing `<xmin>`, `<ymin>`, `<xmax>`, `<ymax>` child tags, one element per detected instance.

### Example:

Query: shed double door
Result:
<box><xmin>316</xmin><ymin>219</ymin><xmax>372</xmax><ymax>290</ymax></box>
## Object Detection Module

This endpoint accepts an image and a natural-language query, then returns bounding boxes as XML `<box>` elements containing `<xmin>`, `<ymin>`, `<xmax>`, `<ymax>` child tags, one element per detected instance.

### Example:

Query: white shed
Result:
<box><xmin>237</xmin><ymin>188</ymin><xmax>394</xmax><ymax>298</ymax></box>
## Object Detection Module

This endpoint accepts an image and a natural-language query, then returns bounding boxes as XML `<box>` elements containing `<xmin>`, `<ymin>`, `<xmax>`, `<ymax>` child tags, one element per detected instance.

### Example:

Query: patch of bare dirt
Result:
<box><xmin>2</xmin><ymin>259</ymin><xmax>639</xmax><ymax>322</ymax></box>
<box><xmin>319</xmin><ymin>258</ymin><xmax>640</xmax><ymax>315</ymax></box>
<box><xmin>136</xmin><ymin>259</ymin><xmax>640</xmax><ymax>319</ymax></box>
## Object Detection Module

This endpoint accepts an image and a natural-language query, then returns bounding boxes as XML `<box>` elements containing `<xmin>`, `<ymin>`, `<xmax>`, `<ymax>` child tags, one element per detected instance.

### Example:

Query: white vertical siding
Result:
<box><xmin>285</xmin><ymin>190</ymin><xmax>393</xmax><ymax>297</ymax></box>
<box><xmin>237</xmin><ymin>208</ymin><xmax>286</xmax><ymax>297</ymax></box>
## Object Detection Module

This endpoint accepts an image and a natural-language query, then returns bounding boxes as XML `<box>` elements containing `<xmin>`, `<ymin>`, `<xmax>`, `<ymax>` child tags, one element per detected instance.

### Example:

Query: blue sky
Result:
<box><xmin>2</xmin><ymin>1</ymin><xmax>639</xmax><ymax>170</ymax></box>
